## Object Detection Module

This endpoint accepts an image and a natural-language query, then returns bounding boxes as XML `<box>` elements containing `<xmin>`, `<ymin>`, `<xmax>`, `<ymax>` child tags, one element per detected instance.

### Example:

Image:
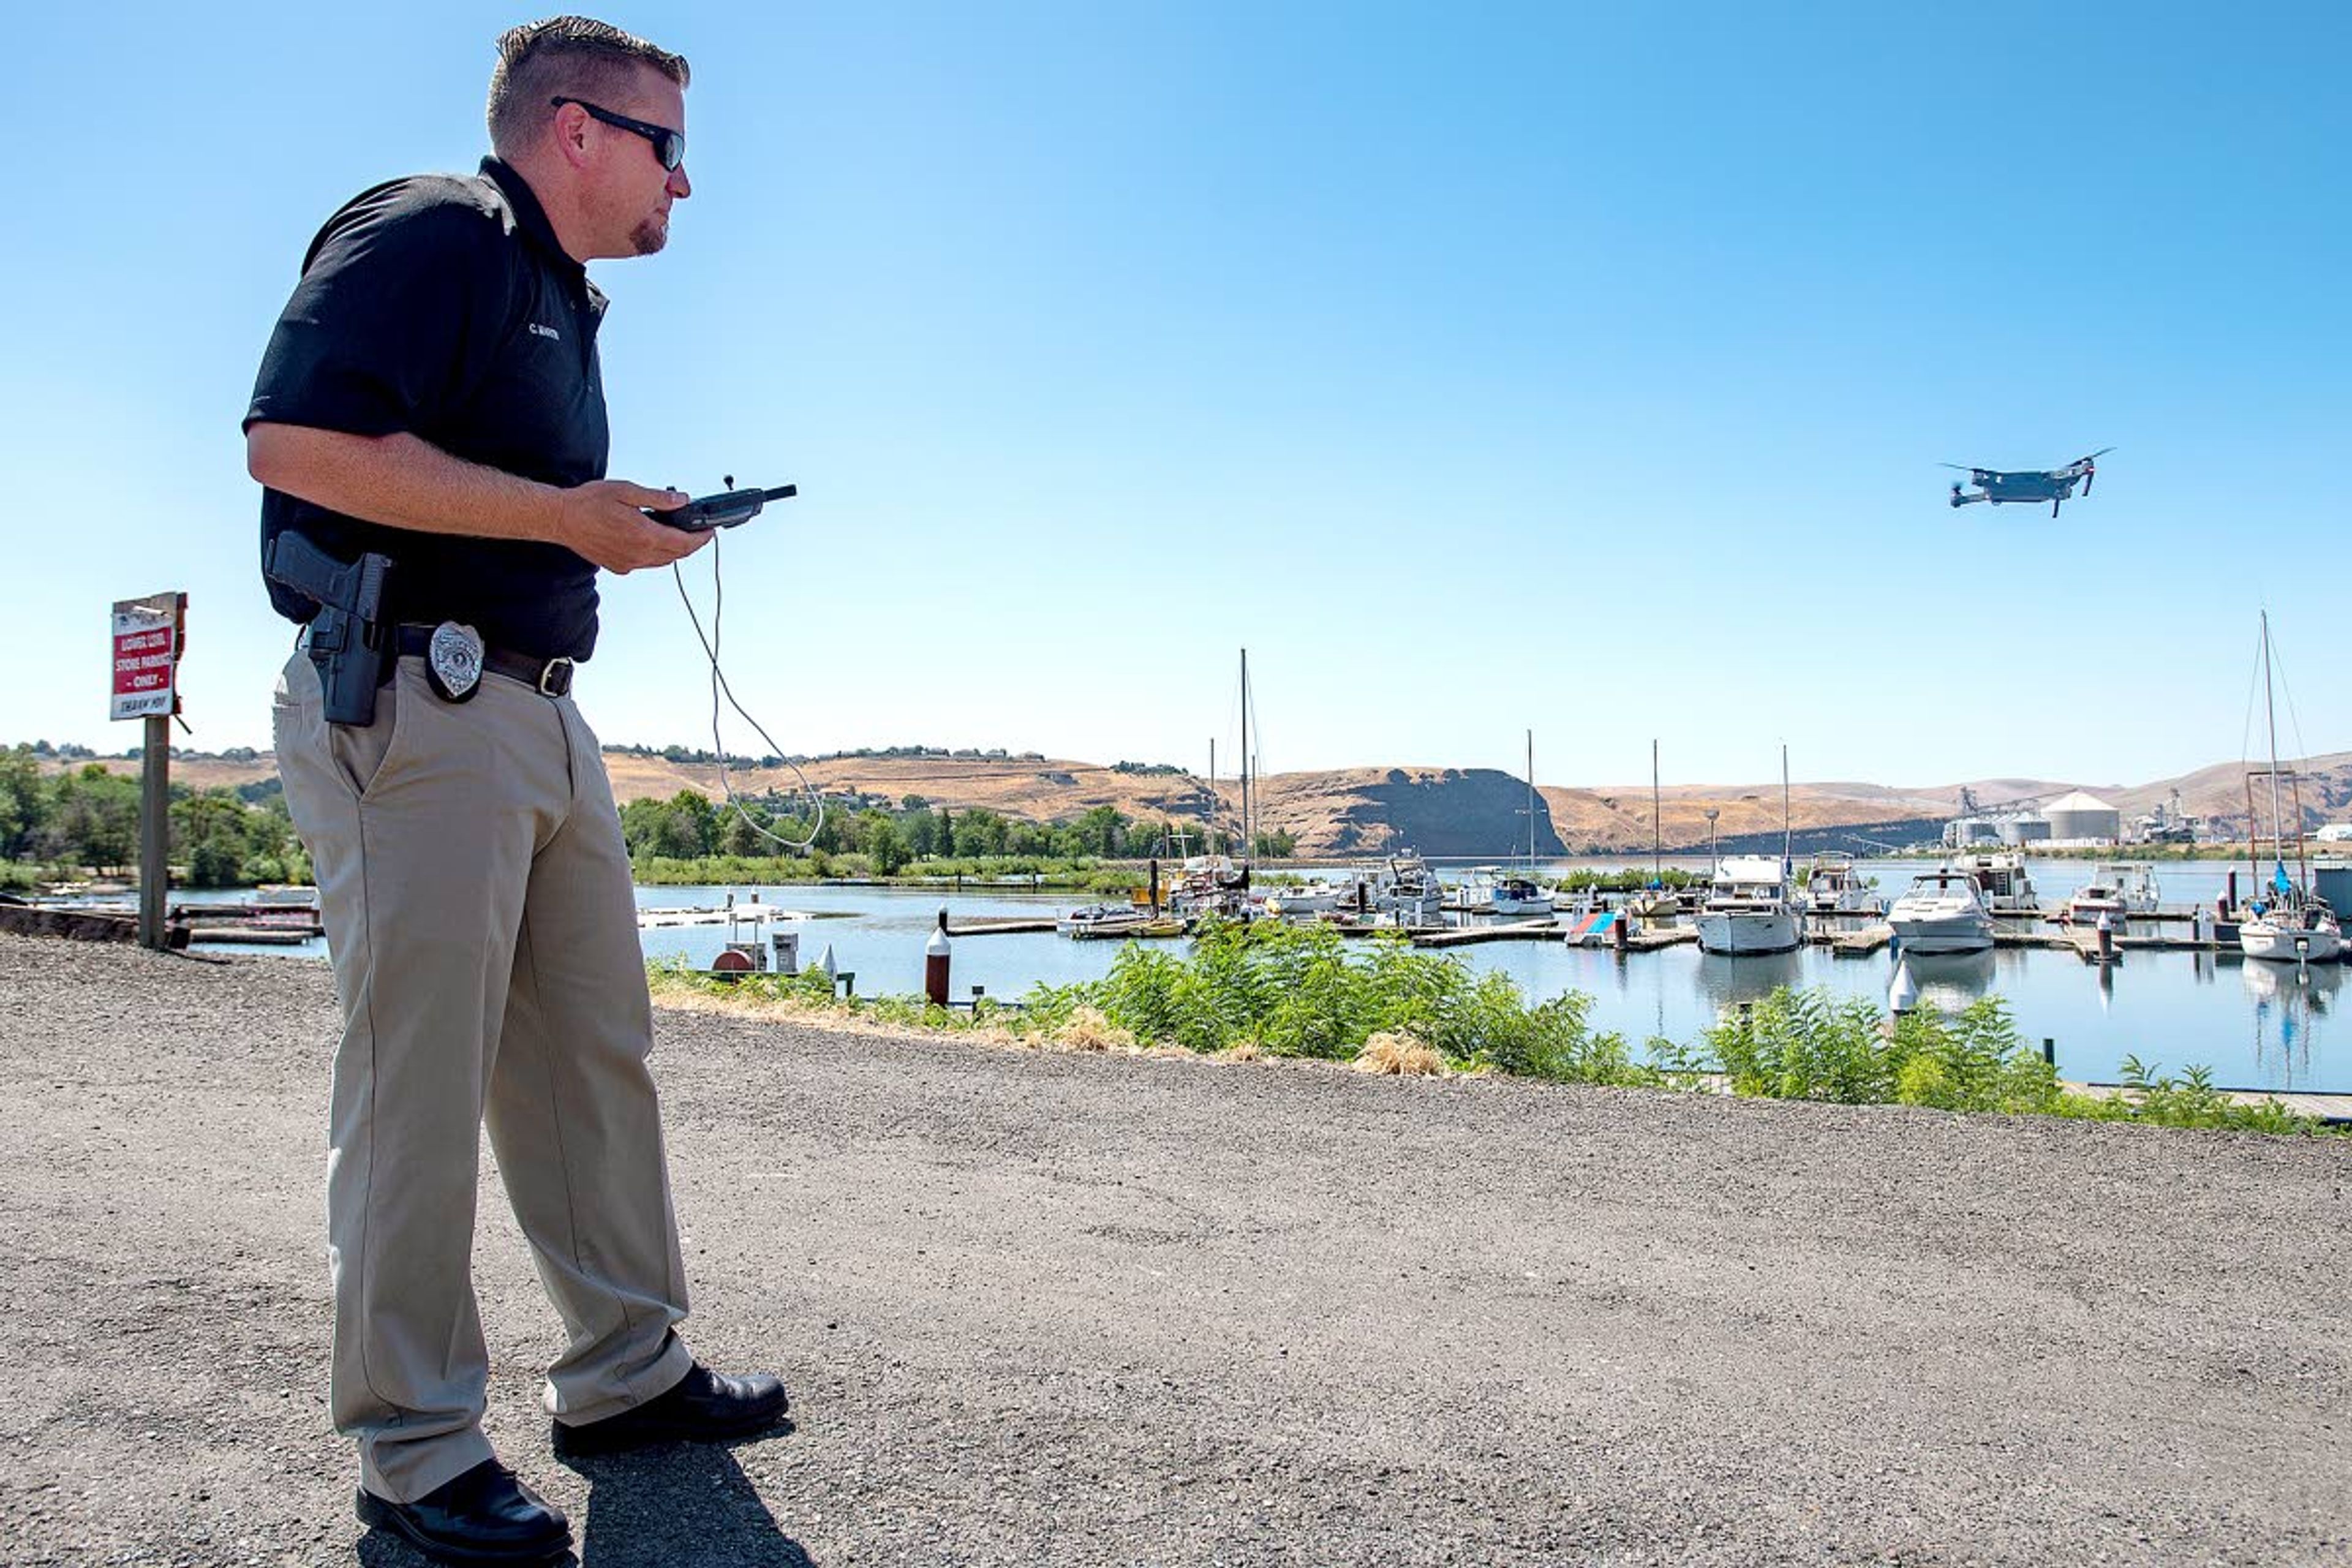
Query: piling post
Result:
<box><xmin>1611</xmin><ymin>907</ymin><xmax>1629</xmax><ymax>954</ymax></box>
<box><xmin>1149</xmin><ymin>858</ymin><xmax>1161</xmax><ymax>916</ymax></box>
<box><xmin>138</xmin><ymin>714</ymin><xmax>170</xmax><ymax>951</ymax></box>
<box><xmin>2095</xmin><ymin>913</ymin><xmax>2116</xmax><ymax>966</ymax></box>
<box><xmin>925</xmin><ymin>908</ymin><xmax>952</xmax><ymax>1006</ymax></box>
<box><xmin>2041</xmin><ymin>1037</ymin><xmax>2056</xmax><ymax>1066</ymax></box>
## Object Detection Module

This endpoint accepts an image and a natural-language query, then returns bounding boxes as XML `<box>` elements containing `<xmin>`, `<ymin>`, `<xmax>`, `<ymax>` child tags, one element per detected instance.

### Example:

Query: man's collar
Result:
<box><xmin>480</xmin><ymin>157</ymin><xmax>585</xmax><ymax>279</ymax></box>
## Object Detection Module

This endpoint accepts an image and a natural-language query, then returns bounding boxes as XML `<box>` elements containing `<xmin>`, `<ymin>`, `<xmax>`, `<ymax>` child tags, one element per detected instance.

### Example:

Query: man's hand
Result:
<box><xmin>554</xmin><ymin>481</ymin><xmax>712</xmax><ymax>573</ymax></box>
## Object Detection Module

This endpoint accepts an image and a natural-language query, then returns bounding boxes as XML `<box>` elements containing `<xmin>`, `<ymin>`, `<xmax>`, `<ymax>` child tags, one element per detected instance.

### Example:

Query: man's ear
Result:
<box><xmin>550</xmin><ymin>100</ymin><xmax>594</xmax><ymax>170</ymax></box>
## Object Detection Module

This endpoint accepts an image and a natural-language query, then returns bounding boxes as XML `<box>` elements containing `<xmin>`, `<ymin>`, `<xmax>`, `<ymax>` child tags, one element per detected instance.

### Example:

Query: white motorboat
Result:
<box><xmin>1057</xmin><ymin>903</ymin><xmax>1150</xmax><ymax>938</ymax></box>
<box><xmin>1945</xmin><ymin>852</ymin><xmax>2038</xmax><ymax>916</ymax></box>
<box><xmin>1887</xmin><ymin>870</ymin><xmax>1997</xmax><ymax>954</ymax></box>
<box><xmin>1373</xmin><ymin>851</ymin><xmax>1445</xmax><ymax>924</ymax></box>
<box><xmin>1694</xmin><ymin>855</ymin><xmax>1803</xmax><ymax>955</ymax></box>
<box><xmin>1263</xmin><ymin>878</ymin><xmax>1357</xmax><ymax>918</ymax></box>
<box><xmin>2062</xmin><ymin>862</ymin><xmax>2160</xmax><ymax>927</ymax></box>
<box><xmin>1802</xmin><ymin>852</ymin><xmax>1882</xmax><ymax>916</ymax></box>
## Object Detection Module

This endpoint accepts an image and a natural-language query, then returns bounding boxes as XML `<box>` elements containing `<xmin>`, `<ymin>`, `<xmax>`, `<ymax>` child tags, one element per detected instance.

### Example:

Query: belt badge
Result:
<box><xmin>426</xmin><ymin>622</ymin><xmax>484</xmax><ymax>703</ymax></box>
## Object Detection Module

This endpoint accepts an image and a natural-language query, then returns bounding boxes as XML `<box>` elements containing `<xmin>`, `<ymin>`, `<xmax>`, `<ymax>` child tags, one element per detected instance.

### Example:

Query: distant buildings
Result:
<box><xmin>1943</xmin><ymin>789</ymin><xmax>2141</xmax><ymax>849</ymax></box>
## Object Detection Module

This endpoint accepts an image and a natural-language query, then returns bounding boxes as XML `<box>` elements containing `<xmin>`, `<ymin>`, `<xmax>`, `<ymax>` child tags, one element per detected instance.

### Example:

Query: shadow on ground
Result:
<box><xmin>356</xmin><ymin>1430</ymin><xmax>810</xmax><ymax>1567</ymax></box>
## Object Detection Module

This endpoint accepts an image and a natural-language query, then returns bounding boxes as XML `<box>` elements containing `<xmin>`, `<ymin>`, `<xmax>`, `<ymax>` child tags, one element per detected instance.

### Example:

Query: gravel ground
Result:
<box><xmin>1</xmin><ymin>930</ymin><xmax>2346</xmax><ymax>1567</ymax></box>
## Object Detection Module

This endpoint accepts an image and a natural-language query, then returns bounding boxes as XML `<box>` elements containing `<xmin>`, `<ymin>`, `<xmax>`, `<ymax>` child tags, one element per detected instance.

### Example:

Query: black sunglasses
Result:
<box><xmin>550</xmin><ymin>96</ymin><xmax>685</xmax><ymax>172</ymax></box>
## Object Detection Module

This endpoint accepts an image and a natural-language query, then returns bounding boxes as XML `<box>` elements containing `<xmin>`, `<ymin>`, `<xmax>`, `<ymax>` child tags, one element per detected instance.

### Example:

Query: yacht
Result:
<box><xmin>1373</xmin><ymin>850</ymin><xmax>1445</xmax><ymax>924</ymax></box>
<box><xmin>1488</xmin><ymin>875</ymin><xmax>1556</xmax><ymax>916</ymax></box>
<box><xmin>1802</xmin><ymin>852</ymin><xmax>1881</xmax><ymax>916</ymax></box>
<box><xmin>1694</xmin><ymin>855</ymin><xmax>1803</xmax><ymax>955</ymax></box>
<box><xmin>1887</xmin><ymin>870</ymin><xmax>1997</xmax><ymax>954</ymax></box>
<box><xmin>2062</xmin><ymin>863</ymin><xmax>2160</xmax><ymax>927</ymax></box>
<box><xmin>1946</xmin><ymin>852</ymin><xmax>2038</xmax><ymax>916</ymax></box>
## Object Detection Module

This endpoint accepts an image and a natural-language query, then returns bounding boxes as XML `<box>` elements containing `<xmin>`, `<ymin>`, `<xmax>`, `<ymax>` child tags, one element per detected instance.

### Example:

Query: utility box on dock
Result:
<box><xmin>770</xmin><ymin>931</ymin><xmax>800</xmax><ymax>975</ymax></box>
<box><xmin>2313</xmin><ymin>861</ymin><xmax>2351</xmax><ymax>918</ymax></box>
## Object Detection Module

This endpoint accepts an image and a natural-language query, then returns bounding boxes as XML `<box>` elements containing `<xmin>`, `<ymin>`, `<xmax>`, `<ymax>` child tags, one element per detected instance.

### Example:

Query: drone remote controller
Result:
<box><xmin>647</xmin><ymin>477</ymin><xmax>798</xmax><ymax>532</ymax></box>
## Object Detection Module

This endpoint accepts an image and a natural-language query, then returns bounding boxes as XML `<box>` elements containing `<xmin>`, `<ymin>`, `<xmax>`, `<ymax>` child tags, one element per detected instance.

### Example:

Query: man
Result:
<box><xmin>246</xmin><ymin>18</ymin><xmax>786</xmax><ymax>1563</ymax></box>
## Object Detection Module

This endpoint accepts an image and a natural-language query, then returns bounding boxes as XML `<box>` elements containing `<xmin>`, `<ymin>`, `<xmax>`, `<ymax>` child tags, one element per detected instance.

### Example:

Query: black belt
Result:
<box><xmin>391</xmin><ymin>625</ymin><xmax>576</xmax><ymax>698</ymax></box>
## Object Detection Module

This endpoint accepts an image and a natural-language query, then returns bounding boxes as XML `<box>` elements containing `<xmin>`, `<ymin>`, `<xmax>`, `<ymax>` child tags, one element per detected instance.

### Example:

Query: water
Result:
<box><xmin>178</xmin><ymin>857</ymin><xmax>2350</xmax><ymax>1095</ymax></box>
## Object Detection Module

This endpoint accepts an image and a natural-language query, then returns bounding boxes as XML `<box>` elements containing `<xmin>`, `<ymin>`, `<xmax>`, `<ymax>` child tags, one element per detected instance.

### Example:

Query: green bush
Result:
<box><xmin>1030</xmin><ymin>919</ymin><xmax>1664</xmax><ymax>1085</ymax></box>
<box><xmin>1699</xmin><ymin>989</ymin><xmax>2059</xmax><ymax>1112</ymax></box>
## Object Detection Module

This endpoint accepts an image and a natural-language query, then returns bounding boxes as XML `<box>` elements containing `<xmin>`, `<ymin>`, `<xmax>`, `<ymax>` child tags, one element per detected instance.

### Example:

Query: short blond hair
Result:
<box><xmin>486</xmin><ymin>16</ymin><xmax>690</xmax><ymax>156</ymax></box>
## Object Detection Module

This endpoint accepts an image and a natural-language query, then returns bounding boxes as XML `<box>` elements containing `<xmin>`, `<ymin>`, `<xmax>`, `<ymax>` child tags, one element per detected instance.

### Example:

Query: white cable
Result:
<box><xmin>670</xmin><ymin>532</ymin><xmax>824</xmax><ymax>852</ymax></box>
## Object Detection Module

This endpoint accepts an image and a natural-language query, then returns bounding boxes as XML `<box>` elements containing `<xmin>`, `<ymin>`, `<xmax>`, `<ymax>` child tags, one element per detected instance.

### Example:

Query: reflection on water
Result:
<box><xmin>1899</xmin><ymin>951</ymin><xmax>1997</xmax><ymax>1011</ymax></box>
<box><xmin>1692</xmin><ymin>951</ymin><xmax>1805</xmax><ymax>1009</ymax></box>
<box><xmin>2242</xmin><ymin>959</ymin><xmax>2343</xmax><ymax>1089</ymax></box>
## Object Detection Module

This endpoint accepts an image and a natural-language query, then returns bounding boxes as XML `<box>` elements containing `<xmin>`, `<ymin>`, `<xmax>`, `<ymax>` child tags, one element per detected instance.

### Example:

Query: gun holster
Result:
<box><xmin>266</xmin><ymin>533</ymin><xmax>395</xmax><ymax>728</ymax></box>
<box><xmin>303</xmin><ymin>603</ymin><xmax>390</xmax><ymax>728</ymax></box>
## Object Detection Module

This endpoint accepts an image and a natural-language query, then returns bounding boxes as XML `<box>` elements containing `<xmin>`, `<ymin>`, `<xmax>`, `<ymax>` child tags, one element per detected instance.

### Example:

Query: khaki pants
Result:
<box><xmin>273</xmin><ymin>650</ymin><xmax>692</xmax><ymax>1502</ymax></box>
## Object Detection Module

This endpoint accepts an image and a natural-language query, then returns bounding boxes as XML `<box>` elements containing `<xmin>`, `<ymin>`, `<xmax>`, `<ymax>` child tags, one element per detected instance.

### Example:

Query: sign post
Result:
<box><xmin>111</xmin><ymin>594</ymin><xmax>186</xmax><ymax>952</ymax></box>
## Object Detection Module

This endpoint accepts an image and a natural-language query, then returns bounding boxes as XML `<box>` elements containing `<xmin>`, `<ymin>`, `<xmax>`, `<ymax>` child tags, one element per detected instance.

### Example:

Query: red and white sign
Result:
<box><xmin>111</xmin><ymin>592</ymin><xmax>186</xmax><ymax>722</ymax></box>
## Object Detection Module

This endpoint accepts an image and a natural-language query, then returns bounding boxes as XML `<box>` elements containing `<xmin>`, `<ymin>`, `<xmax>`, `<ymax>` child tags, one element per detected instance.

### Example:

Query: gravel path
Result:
<box><xmin>2</xmin><ymin>930</ymin><xmax>2346</xmax><ymax>1567</ymax></box>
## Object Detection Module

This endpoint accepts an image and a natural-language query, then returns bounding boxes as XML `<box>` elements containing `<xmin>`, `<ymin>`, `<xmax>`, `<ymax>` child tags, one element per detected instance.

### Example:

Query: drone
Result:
<box><xmin>1942</xmin><ymin>448</ymin><xmax>2113</xmax><ymax>518</ymax></box>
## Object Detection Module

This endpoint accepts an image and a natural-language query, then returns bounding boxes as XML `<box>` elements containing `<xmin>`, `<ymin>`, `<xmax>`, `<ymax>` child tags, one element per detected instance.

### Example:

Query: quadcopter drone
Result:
<box><xmin>1942</xmin><ymin>449</ymin><xmax>2113</xmax><ymax>518</ymax></box>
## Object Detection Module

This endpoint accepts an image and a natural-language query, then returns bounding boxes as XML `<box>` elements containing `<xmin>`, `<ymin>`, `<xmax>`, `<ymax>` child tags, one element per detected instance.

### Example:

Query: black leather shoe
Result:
<box><xmin>354</xmin><ymin>1458</ymin><xmax>570</xmax><ymax>1564</ymax></box>
<box><xmin>551</xmin><ymin>1362</ymin><xmax>791</xmax><ymax>1458</ymax></box>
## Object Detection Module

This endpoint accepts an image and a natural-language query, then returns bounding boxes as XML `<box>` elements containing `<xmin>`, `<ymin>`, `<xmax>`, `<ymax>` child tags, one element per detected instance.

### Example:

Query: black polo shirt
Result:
<box><xmin>247</xmin><ymin>158</ymin><xmax>611</xmax><ymax>660</ymax></box>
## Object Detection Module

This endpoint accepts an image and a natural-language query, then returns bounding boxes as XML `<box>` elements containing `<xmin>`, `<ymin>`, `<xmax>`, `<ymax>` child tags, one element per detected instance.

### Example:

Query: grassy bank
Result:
<box><xmin>649</xmin><ymin>920</ymin><xmax>2343</xmax><ymax>1137</ymax></box>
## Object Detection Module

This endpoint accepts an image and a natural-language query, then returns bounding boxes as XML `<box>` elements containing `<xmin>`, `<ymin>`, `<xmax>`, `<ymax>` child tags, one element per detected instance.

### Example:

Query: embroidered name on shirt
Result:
<box><xmin>528</xmin><ymin>323</ymin><xmax>562</xmax><ymax>341</ymax></box>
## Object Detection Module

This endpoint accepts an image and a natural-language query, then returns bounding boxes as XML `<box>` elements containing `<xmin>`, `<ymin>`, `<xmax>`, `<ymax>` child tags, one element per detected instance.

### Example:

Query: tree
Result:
<box><xmin>860</xmin><ymin>812</ymin><xmax>911</xmax><ymax>874</ymax></box>
<box><xmin>0</xmin><ymin>745</ymin><xmax>41</xmax><ymax>861</ymax></box>
<box><xmin>171</xmin><ymin>791</ymin><xmax>253</xmax><ymax>888</ymax></box>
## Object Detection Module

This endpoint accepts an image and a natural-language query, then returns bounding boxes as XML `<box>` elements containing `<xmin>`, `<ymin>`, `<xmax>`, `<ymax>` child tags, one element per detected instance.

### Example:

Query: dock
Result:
<box><xmin>946</xmin><ymin>918</ymin><xmax>1060</xmax><ymax>937</ymax></box>
<box><xmin>1819</xmin><ymin>924</ymin><xmax>1894</xmax><ymax>957</ymax></box>
<box><xmin>2064</xmin><ymin>1082</ymin><xmax>2352</xmax><ymax>1125</ymax></box>
<box><xmin>1412</xmin><ymin>919</ymin><xmax>1567</xmax><ymax>949</ymax></box>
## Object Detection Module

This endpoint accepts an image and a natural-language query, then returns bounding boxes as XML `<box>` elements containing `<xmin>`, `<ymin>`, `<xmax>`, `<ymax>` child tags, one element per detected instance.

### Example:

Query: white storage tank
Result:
<box><xmin>2041</xmin><ymin>791</ymin><xmax>2122</xmax><ymax>843</ymax></box>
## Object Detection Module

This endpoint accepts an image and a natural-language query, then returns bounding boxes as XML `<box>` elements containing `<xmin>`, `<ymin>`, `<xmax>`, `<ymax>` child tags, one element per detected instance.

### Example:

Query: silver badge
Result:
<box><xmin>426</xmin><ymin>621</ymin><xmax>484</xmax><ymax>703</ymax></box>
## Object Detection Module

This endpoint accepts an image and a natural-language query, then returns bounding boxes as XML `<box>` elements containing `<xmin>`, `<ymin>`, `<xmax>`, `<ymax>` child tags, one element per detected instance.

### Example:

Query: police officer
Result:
<box><xmin>246</xmin><ymin>18</ymin><xmax>786</xmax><ymax>1562</ymax></box>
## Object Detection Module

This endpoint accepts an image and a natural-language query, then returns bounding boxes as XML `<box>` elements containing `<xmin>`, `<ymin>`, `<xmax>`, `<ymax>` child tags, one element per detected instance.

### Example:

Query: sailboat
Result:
<box><xmin>1626</xmin><ymin>739</ymin><xmax>1680</xmax><ymax>921</ymax></box>
<box><xmin>1694</xmin><ymin>745</ymin><xmax>1803</xmax><ymax>955</ymax></box>
<box><xmin>2238</xmin><ymin>614</ymin><xmax>2342</xmax><ymax>963</ymax></box>
<box><xmin>1491</xmin><ymin>730</ymin><xmax>1556</xmax><ymax>915</ymax></box>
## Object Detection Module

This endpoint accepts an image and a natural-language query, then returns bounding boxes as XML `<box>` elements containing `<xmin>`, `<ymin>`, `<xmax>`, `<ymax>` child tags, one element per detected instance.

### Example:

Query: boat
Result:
<box><xmin>1945</xmin><ymin>852</ymin><xmax>2038</xmax><ymax>916</ymax></box>
<box><xmin>2062</xmin><ymin>863</ymin><xmax>2159</xmax><ymax>927</ymax></box>
<box><xmin>1695</xmin><ymin>749</ymin><xmax>1801</xmax><ymax>956</ymax></box>
<box><xmin>1802</xmin><ymin>852</ymin><xmax>1880</xmax><ymax>916</ymax></box>
<box><xmin>1058</xmin><ymin>903</ymin><xmax>1152</xmax><ymax>938</ymax></box>
<box><xmin>1887</xmin><ymin>870</ymin><xmax>1997</xmax><ymax>954</ymax></box>
<box><xmin>1491</xmin><ymin>729</ymin><xmax>1557</xmax><ymax>916</ymax></box>
<box><xmin>2237</xmin><ymin>614</ymin><xmax>2343</xmax><ymax>964</ymax></box>
<box><xmin>1372</xmin><ymin>850</ymin><xmax>1445</xmax><ymax>924</ymax></box>
<box><xmin>1262</xmin><ymin>878</ymin><xmax>1356</xmax><ymax>918</ymax></box>
<box><xmin>1694</xmin><ymin>855</ymin><xmax>1803</xmax><ymax>955</ymax></box>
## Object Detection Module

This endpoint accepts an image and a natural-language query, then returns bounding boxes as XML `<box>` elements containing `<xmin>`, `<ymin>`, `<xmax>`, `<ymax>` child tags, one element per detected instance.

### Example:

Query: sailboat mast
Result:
<box><xmin>1651</xmin><ymin>739</ymin><xmax>1662</xmax><ymax>880</ymax></box>
<box><xmin>1781</xmin><ymin>743</ymin><xmax>1792</xmax><ymax>872</ymax></box>
<box><xmin>1526</xmin><ymin>729</ymin><xmax>1536</xmax><ymax>870</ymax></box>
<box><xmin>2261</xmin><ymin>612</ymin><xmax>2286</xmax><ymax>875</ymax></box>
<box><xmin>1239</xmin><ymin>648</ymin><xmax>1251</xmax><ymax>859</ymax></box>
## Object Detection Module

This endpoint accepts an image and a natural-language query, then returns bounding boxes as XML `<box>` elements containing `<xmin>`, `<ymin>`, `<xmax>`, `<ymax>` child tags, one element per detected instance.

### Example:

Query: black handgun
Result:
<box><xmin>265</xmin><ymin>532</ymin><xmax>393</xmax><ymax>726</ymax></box>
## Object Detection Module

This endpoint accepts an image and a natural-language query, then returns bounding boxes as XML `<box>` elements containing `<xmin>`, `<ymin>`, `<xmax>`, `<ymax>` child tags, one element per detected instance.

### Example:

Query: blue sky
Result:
<box><xmin>7</xmin><ymin>1</ymin><xmax>2346</xmax><ymax>789</ymax></box>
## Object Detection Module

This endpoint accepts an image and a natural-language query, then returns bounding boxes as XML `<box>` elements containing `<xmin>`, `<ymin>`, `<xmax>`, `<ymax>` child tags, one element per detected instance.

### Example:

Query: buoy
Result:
<box><xmin>1888</xmin><ymin>958</ymin><xmax>1919</xmax><ymax>1016</ymax></box>
<box><xmin>924</xmin><ymin>908</ymin><xmax>952</xmax><ymax>1006</ymax></box>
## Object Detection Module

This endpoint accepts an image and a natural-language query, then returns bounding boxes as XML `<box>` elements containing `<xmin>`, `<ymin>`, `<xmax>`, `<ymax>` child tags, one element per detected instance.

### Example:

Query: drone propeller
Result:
<box><xmin>1937</xmin><ymin>462</ymin><xmax>1977</xmax><ymax>471</ymax></box>
<box><xmin>2078</xmin><ymin>447</ymin><xmax>2112</xmax><ymax>495</ymax></box>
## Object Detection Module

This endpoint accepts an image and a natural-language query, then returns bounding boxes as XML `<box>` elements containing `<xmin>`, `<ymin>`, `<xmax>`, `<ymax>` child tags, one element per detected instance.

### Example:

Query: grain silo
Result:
<box><xmin>2041</xmin><ymin>791</ymin><xmax>2122</xmax><ymax>844</ymax></box>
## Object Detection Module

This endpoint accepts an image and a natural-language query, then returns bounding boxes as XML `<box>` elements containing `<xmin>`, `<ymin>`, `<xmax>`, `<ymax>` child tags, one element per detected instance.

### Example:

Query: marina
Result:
<box><xmin>153</xmin><ymin>854</ymin><xmax>2352</xmax><ymax>1096</ymax></box>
